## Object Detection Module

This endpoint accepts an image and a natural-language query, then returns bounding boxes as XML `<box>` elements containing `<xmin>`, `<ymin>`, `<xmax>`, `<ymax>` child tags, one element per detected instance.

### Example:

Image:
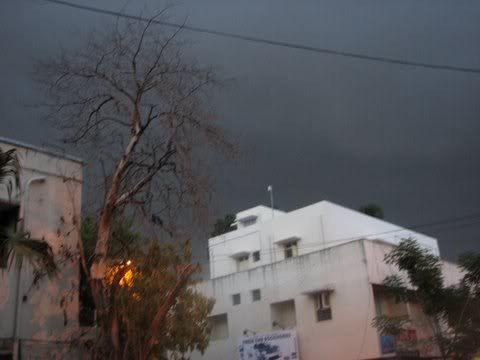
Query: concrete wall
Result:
<box><xmin>364</xmin><ymin>239</ymin><xmax>463</xmax><ymax>287</ymax></box>
<box><xmin>195</xmin><ymin>239</ymin><xmax>462</xmax><ymax>360</ymax></box>
<box><xmin>0</xmin><ymin>139</ymin><xmax>83</xmax><ymax>354</ymax></box>
<box><xmin>364</xmin><ymin>239</ymin><xmax>464</xmax><ymax>357</ymax></box>
<box><xmin>194</xmin><ymin>240</ymin><xmax>383</xmax><ymax>360</ymax></box>
<box><xmin>209</xmin><ymin>200</ymin><xmax>439</xmax><ymax>279</ymax></box>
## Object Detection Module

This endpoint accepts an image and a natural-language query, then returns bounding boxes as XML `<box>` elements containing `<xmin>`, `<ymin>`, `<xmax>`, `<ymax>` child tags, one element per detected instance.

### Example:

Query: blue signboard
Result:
<box><xmin>380</xmin><ymin>335</ymin><xmax>396</xmax><ymax>354</ymax></box>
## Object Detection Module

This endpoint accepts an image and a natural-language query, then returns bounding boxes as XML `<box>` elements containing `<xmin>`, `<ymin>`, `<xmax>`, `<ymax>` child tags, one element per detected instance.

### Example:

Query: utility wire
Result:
<box><xmin>42</xmin><ymin>0</ymin><xmax>480</xmax><ymax>75</ymax></box>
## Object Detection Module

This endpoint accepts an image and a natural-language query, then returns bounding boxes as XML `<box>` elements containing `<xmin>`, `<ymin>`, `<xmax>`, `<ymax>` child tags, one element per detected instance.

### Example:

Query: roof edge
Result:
<box><xmin>0</xmin><ymin>137</ymin><xmax>83</xmax><ymax>164</ymax></box>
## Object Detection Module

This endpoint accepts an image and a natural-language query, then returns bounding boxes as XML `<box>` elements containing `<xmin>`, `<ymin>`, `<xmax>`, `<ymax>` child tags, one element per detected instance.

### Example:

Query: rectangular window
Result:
<box><xmin>209</xmin><ymin>313</ymin><xmax>229</xmax><ymax>340</ymax></box>
<box><xmin>315</xmin><ymin>292</ymin><xmax>332</xmax><ymax>321</ymax></box>
<box><xmin>0</xmin><ymin>204</ymin><xmax>19</xmax><ymax>269</ymax></box>
<box><xmin>252</xmin><ymin>289</ymin><xmax>261</xmax><ymax>302</ymax></box>
<box><xmin>242</xmin><ymin>218</ymin><xmax>257</xmax><ymax>227</ymax></box>
<box><xmin>270</xmin><ymin>299</ymin><xmax>296</xmax><ymax>329</ymax></box>
<box><xmin>252</xmin><ymin>251</ymin><xmax>260</xmax><ymax>262</ymax></box>
<box><xmin>237</xmin><ymin>255</ymin><xmax>249</xmax><ymax>272</ymax></box>
<box><xmin>232</xmin><ymin>293</ymin><xmax>241</xmax><ymax>306</ymax></box>
<box><xmin>284</xmin><ymin>242</ymin><xmax>298</xmax><ymax>259</ymax></box>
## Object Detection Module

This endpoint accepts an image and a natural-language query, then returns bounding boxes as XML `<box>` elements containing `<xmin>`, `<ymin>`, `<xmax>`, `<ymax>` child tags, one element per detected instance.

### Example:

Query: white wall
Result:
<box><xmin>364</xmin><ymin>239</ymin><xmax>463</xmax><ymax>287</ymax></box>
<box><xmin>194</xmin><ymin>240</ymin><xmax>383</xmax><ymax>360</ymax></box>
<box><xmin>208</xmin><ymin>200</ymin><xmax>439</xmax><ymax>279</ymax></box>
<box><xmin>195</xmin><ymin>239</ymin><xmax>460</xmax><ymax>360</ymax></box>
<box><xmin>0</xmin><ymin>139</ymin><xmax>83</xmax><ymax>347</ymax></box>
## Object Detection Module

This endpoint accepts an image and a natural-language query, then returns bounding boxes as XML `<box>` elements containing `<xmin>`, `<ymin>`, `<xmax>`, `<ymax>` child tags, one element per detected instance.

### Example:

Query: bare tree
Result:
<box><xmin>36</xmin><ymin>14</ymin><xmax>233</xmax><ymax>358</ymax></box>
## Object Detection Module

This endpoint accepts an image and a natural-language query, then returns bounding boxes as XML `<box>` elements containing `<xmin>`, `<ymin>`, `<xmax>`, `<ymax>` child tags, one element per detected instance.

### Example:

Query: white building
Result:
<box><xmin>192</xmin><ymin>201</ymin><xmax>460</xmax><ymax>360</ymax></box>
<box><xmin>0</xmin><ymin>138</ymin><xmax>83</xmax><ymax>359</ymax></box>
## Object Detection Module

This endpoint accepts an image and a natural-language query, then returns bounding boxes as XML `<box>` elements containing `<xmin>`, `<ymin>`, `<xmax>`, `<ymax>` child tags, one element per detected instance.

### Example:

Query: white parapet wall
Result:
<box><xmin>208</xmin><ymin>200</ymin><xmax>439</xmax><ymax>279</ymax></box>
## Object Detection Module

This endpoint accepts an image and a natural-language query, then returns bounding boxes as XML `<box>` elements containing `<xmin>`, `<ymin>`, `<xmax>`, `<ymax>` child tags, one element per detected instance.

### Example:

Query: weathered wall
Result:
<box><xmin>194</xmin><ymin>239</ymin><xmax>461</xmax><ymax>360</ymax></box>
<box><xmin>193</xmin><ymin>240</ymin><xmax>382</xmax><ymax>360</ymax></box>
<box><xmin>0</xmin><ymin>139</ymin><xmax>83</xmax><ymax>355</ymax></box>
<box><xmin>364</xmin><ymin>239</ymin><xmax>463</xmax><ymax>357</ymax></box>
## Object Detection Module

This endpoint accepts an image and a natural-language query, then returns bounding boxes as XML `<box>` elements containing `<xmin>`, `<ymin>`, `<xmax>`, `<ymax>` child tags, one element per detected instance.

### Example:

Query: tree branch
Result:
<box><xmin>141</xmin><ymin>263</ymin><xmax>197</xmax><ymax>360</ymax></box>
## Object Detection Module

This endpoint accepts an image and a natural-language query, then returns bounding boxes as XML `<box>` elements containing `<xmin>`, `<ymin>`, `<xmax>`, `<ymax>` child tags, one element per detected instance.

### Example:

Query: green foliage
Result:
<box><xmin>0</xmin><ymin>228</ymin><xmax>57</xmax><ymax>277</ymax></box>
<box><xmin>210</xmin><ymin>214</ymin><xmax>237</xmax><ymax>237</ymax></box>
<box><xmin>384</xmin><ymin>239</ymin><xmax>444</xmax><ymax>314</ymax></box>
<box><xmin>80</xmin><ymin>216</ymin><xmax>215</xmax><ymax>357</ymax></box>
<box><xmin>0</xmin><ymin>147</ymin><xmax>20</xmax><ymax>195</ymax></box>
<box><xmin>112</xmin><ymin>241</ymin><xmax>214</xmax><ymax>358</ymax></box>
<box><xmin>80</xmin><ymin>215</ymin><xmax>142</xmax><ymax>261</ymax></box>
<box><xmin>374</xmin><ymin>238</ymin><xmax>480</xmax><ymax>359</ymax></box>
<box><xmin>459</xmin><ymin>251</ymin><xmax>480</xmax><ymax>289</ymax></box>
<box><xmin>359</xmin><ymin>204</ymin><xmax>384</xmax><ymax>219</ymax></box>
<box><xmin>372</xmin><ymin>314</ymin><xmax>411</xmax><ymax>336</ymax></box>
<box><xmin>79</xmin><ymin>215</ymin><xmax>143</xmax><ymax>325</ymax></box>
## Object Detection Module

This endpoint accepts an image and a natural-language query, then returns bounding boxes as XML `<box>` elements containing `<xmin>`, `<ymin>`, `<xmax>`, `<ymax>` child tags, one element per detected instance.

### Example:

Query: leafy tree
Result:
<box><xmin>35</xmin><ymin>12</ymin><xmax>232</xmax><ymax>358</ymax></box>
<box><xmin>79</xmin><ymin>216</ymin><xmax>142</xmax><ymax>326</ymax></box>
<box><xmin>359</xmin><ymin>204</ymin><xmax>384</xmax><ymax>219</ymax></box>
<box><xmin>79</xmin><ymin>216</ymin><xmax>214</xmax><ymax>359</ymax></box>
<box><xmin>211</xmin><ymin>213</ymin><xmax>237</xmax><ymax>237</ymax></box>
<box><xmin>373</xmin><ymin>239</ymin><xmax>480</xmax><ymax>359</ymax></box>
<box><xmin>107</xmin><ymin>242</ymin><xmax>214</xmax><ymax>359</ymax></box>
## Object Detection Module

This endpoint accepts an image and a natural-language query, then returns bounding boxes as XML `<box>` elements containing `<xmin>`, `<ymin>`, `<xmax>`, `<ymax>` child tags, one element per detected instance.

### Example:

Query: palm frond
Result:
<box><xmin>0</xmin><ymin>148</ymin><xmax>20</xmax><ymax>189</ymax></box>
<box><xmin>2</xmin><ymin>228</ymin><xmax>57</xmax><ymax>278</ymax></box>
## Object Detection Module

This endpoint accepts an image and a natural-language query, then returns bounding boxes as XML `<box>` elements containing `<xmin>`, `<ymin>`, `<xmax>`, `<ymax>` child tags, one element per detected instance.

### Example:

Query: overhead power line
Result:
<box><xmin>43</xmin><ymin>0</ymin><xmax>480</xmax><ymax>74</ymax></box>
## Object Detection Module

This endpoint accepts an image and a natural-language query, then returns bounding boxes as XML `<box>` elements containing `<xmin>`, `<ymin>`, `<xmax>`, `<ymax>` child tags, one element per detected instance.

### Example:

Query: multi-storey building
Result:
<box><xmin>192</xmin><ymin>201</ymin><xmax>460</xmax><ymax>360</ymax></box>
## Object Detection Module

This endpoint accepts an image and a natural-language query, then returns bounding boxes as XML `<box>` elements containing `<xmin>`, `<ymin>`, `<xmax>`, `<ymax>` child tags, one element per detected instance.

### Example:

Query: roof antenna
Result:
<box><xmin>267</xmin><ymin>185</ymin><xmax>274</xmax><ymax>218</ymax></box>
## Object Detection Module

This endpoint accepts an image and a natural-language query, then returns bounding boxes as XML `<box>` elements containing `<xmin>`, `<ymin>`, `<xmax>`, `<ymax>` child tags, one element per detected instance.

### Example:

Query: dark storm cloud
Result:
<box><xmin>1</xmin><ymin>0</ymin><xmax>479</xmax><ymax>260</ymax></box>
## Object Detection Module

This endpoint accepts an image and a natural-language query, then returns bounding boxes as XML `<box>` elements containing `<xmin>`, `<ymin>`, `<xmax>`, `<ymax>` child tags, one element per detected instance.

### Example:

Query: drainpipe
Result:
<box><xmin>12</xmin><ymin>176</ymin><xmax>46</xmax><ymax>360</ymax></box>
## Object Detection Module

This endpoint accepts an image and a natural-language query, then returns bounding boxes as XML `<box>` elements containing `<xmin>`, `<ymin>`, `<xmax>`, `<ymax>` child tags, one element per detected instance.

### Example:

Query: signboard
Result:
<box><xmin>238</xmin><ymin>329</ymin><xmax>299</xmax><ymax>360</ymax></box>
<box><xmin>380</xmin><ymin>335</ymin><xmax>395</xmax><ymax>354</ymax></box>
<box><xmin>380</xmin><ymin>329</ymin><xmax>418</xmax><ymax>355</ymax></box>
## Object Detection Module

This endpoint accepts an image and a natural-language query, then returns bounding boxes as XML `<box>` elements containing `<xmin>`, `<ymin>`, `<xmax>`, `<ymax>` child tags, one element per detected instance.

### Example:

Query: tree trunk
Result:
<box><xmin>90</xmin><ymin>106</ymin><xmax>141</xmax><ymax>281</ymax></box>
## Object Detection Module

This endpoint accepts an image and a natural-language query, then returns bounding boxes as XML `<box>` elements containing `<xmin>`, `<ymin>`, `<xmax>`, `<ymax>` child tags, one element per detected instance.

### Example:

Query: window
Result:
<box><xmin>209</xmin><ymin>313</ymin><xmax>229</xmax><ymax>340</ymax></box>
<box><xmin>232</xmin><ymin>293</ymin><xmax>241</xmax><ymax>306</ymax></box>
<box><xmin>270</xmin><ymin>299</ymin><xmax>296</xmax><ymax>329</ymax></box>
<box><xmin>252</xmin><ymin>251</ymin><xmax>260</xmax><ymax>262</ymax></box>
<box><xmin>284</xmin><ymin>242</ymin><xmax>298</xmax><ymax>259</ymax></box>
<box><xmin>237</xmin><ymin>255</ymin><xmax>249</xmax><ymax>271</ymax></box>
<box><xmin>0</xmin><ymin>204</ymin><xmax>19</xmax><ymax>269</ymax></box>
<box><xmin>252</xmin><ymin>289</ymin><xmax>261</xmax><ymax>302</ymax></box>
<box><xmin>242</xmin><ymin>218</ymin><xmax>257</xmax><ymax>227</ymax></box>
<box><xmin>315</xmin><ymin>292</ymin><xmax>332</xmax><ymax>321</ymax></box>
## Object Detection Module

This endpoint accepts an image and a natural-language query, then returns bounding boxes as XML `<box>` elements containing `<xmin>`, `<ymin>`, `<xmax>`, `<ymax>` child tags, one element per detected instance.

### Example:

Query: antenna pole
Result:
<box><xmin>267</xmin><ymin>185</ymin><xmax>274</xmax><ymax>218</ymax></box>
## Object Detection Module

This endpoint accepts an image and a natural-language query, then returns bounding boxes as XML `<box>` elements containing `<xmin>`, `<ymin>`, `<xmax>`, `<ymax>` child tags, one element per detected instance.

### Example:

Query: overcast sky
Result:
<box><xmin>1</xmin><ymin>0</ymin><xmax>480</xmax><ymax>261</ymax></box>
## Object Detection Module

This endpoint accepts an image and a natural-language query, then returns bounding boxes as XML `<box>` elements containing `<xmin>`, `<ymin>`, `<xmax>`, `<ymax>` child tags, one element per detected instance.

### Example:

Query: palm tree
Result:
<box><xmin>0</xmin><ymin>147</ymin><xmax>57</xmax><ymax>276</ymax></box>
<box><xmin>0</xmin><ymin>147</ymin><xmax>20</xmax><ymax>198</ymax></box>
